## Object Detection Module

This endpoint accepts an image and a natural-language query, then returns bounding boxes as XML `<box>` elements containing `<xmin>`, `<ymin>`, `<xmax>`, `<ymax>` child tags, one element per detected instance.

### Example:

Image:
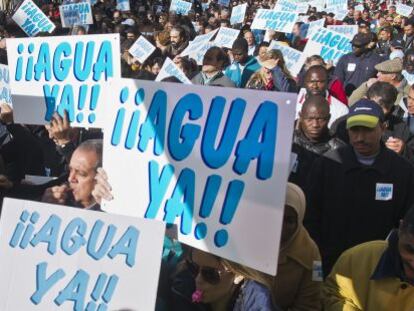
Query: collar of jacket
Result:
<box><xmin>371</xmin><ymin>229</ymin><xmax>412</xmax><ymax>284</ymax></box>
<box><xmin>335</xmin><ymin>144</ymin><xmax>391</xmax><ymax>175</ymax></box>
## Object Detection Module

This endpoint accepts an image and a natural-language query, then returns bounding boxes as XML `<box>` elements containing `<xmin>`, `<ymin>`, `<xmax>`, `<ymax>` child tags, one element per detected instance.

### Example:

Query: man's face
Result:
<box><xmin>113</xmin><ymin>12</ymin><xmax>122</xmax><ymax>23</ymax></box>
<box><xmin>404</xmin><ymin>55</ymin><xmax>414</xmax><ymax>74</ymax></box>
<box><xmin>305</xmin><ymin>70</ymin><xmax>327</xmax><ymax>96</ymax></box>
<box><xmin>348</xmin><ymin>8</ymin><xmax>354</xmax><ymax>17</ymax></box>
<box><xmin>398</xmin><ymin>230</ymin><xmax>414</xmax><ymax>281</ymax></box>
<box><xmin>170</xmin><ymin>30</ymin><xmax>182</xmax><ymax>48</ymax></box>
<box><xmin>299</xmin><ymin>104</ymin><xmax>330</xmax><ymax>141</ymax></box>
<box><xmin>354</xmin><ymin>11</ymin><xmax>362</xmax><ymax>20</ymax></box>
<box><xmin>407</xmin><ymin>88</ymin><xmax>414</xmax><ymax>115</ymax></box>
<box><xmin>377</xmin><ymin>71</ymin><xmax>395</xmax><ymax>84</ymax></box>
<box><xmin>68</xmin><ymin>149</ymin><xmax>98</xmax><ymax>208</ymax></box>
<box><xmin>232</xmin><ymin>48</ymin><xmax>248</xmax><ymax>64</ymax></box>
<box><xmin>379</xmin><ymin>30</ymin><xmax>391</xmax><ymax>41</ymax></box>
<box><xmin>244</xmin><ymin>32</ymin><xmax>255</xmax><ymax>47</ymax></box>
<box><xmin>348</xmin><ymin>124</ymin><xmax>383</xmax><ymax>156</ymax></box>
<box><xmin>389</xmin><ymin>6</ymin><xmax>396</xmax><ymax>14</ymax></box>
<box><xmin>405</xmin><ymin>25</ymin><xmax>414</xmax><ymax>37</ymax></box>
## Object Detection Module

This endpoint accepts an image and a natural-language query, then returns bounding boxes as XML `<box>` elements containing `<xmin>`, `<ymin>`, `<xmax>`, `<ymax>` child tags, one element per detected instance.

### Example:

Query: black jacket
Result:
<box><xmin>304</xmin><ymin>144</ymin><xmax>414</xmax><ymax>276</ymax></box>
<box><xmin>289</xmin><ymin>129</ymin><xmax>346</xmax><ymax>190</ymax></box>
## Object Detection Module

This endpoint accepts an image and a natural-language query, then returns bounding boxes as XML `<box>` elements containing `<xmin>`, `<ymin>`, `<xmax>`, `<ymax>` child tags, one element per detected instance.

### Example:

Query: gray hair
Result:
<box><xmin>77</xmin><ymin>139</ymin><xmax>103</xmax><ymax>168</ymax></box>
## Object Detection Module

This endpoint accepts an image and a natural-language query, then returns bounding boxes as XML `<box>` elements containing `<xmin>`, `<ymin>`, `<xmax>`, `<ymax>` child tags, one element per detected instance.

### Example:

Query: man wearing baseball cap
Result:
<box><xmin>304</xmin><ymin>99</ymin><xmax>414</xmax><ymax>276</ymax></box>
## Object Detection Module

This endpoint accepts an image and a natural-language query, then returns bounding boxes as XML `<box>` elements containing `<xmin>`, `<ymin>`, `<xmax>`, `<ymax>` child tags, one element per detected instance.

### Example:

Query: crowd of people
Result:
<box><xmin>1</xmin><ymin>0</ymin><xmax>414</xmax><ymax>310</ymax></box>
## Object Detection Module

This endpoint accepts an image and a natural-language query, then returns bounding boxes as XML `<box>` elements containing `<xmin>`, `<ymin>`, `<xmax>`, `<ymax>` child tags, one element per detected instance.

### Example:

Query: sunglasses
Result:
<box><xmin>186</xmin><ymin>260</ymin><xmax>229</xmax><ymax>285</ymax></box>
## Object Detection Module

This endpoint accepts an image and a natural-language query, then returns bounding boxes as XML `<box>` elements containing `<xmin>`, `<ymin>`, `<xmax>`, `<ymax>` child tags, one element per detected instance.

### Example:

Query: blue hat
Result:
<box><xmin>346</xmin><ymin>99</ymin><xmax>384</xmax><ymax>129</ymax></box>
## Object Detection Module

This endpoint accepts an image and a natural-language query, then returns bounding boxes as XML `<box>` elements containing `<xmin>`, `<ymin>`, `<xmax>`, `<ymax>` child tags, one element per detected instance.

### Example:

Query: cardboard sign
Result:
<box><xmin>170</xmin><ymin>0</ymin><xmax>192</xmax><ymax>15</ymax></box>
<box><xmin>251</xmin><ymin>9</ymin><xmax>298</xmax><ymax>33</ymax></box>
<box><xmin>269</xmin><ymin>41</ymin><xmax>305</xmax><ymax>77</ymax></box>
<box><xmin>213</xmin><ymin>27</ymin><xmax>240</xmax><ymax>49</ymax></box>
<box><xmin>102</xmin><ymin>78</ymin><xmax>297</xmax><ymax>275</ymax></box>
<box><xmin>12</xmin><ymin>0</ymin><xmax>55</xmax><ymax>37</ymax></box>
<box><xmin>396</xmin><ymin>3</ymin><xmax>413</xmax><ymax>17</ymax></box>
<box><xmin>354</xmin><ymin>4</ymin><xmax>364</xmax><ymax>12</ymax></box>
<box><xmin>230</xmin><ymin>3</ymin><xmax>247</xmax><ymax>25</ymax></box>
<box><xmin>190</xmin><ymin>41</ymin><xmax>218</xmax><ymax>65</ymax></box>
<box><xmin>117</xmin><ymin>0</ymin><xmax>130</xmax><ymax>11</ymax></box>
<box><xmin>155</xmin><ymin>57</ymin><xmax>192</xmax><ymax>84</ymax></box>
<box><xmin>7</xmin><ymin>34</ymin><xmax>121</xmax><ymax>127</ymax></box>
<box><xmin>306</xmin><ymin>18</ymin><xmax>325</xmax><ymax>38</ymax></box>
<box><xmin>0</xmin><ymin>64</ymin><xmax>12</xmax><ymax>106</ymax></box>
<box><xmin>302</xmin><ymin>27</ymin><xmax>352</xmax><ymax>65</ymax></box>
<box><xmin>327</xmin><ymin>25</ymin><xmax>358</xmax><ymax>38</ymax></box>
<box><xmin>59</xmin><ymin>2</ymin><xmax>93</xmax><ymax>28</ymax></box>
<box><xmin>128</xmin><ymin>36</ymin><xmax>156</xmax><ymax>64</ymax></box>
<box><xmin>308</xmin><ymin>0</ymin><xmax>326</xmax><ymax>11</ymax></box>
<box><xmin>0</xmin><ymin>198</ymin><xmax>165</xmax><ymax>310</ymax></box>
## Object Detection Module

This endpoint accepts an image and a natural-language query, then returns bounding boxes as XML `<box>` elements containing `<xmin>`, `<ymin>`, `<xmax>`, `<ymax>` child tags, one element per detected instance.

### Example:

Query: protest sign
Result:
<box><xmin>273</xmin><ymin>0</ymin><xmax>309</xmax><ymax>14</ymax></box>
<box><xmin>181</xmin><ymin>28</ymin><xmax>218</xmax><ymax>57</ymax></box>
<box><xmin>213</xmin><ymin>27</ymin><xmax>240</xmax><ymax>48</ymax></box>
<box><xmin>354</xmin><ymin>4</ymin><xmax>364</xmax><ymax>12</ymax></box>
<box><xmin>7</xmin><ymin>34</ymin><xmax>121</xmax><ymax>127</ymax></box>
<box><xmin>302</xmin><ymin>27</ymin><xmax>352</xmax><ymax>65</ymax></box>
<box><xmin>308</xmin><ymin>0</ymin><xmax>325</xmax><ymax>11</ymax></box>
<box><xmin>59</xmin><ymin>2</ymin><xmax>93</xmax><ymax>28</ymax></box>
<box><xmin>269</xmin><ymin>41</ymin><xmax>305</xmax><ymax>77</ymax></box>
<box><xmin>230</xmin><ymin>3</ymin><xmax>247</xmax><ymax>25</ymax></box>
<box><xmin>218</xmin><ymin>0</ymin><xmax>230</xmax><ymax>7</ymax></box>
<box><xmin>0</xmin><ymin>64</ymin><xmax>11</xmax><ymax>106</ymax></box>
<box><xmin>306</xmin><ymin>18</ymin><xmax>325</xmax><ymax>38</ymax></box>
<box><xmin>102</xmin><ymin>78</ymin><xmax>297</xmax><ymax>275</ymax></box>
<box><xmin>190</xmin><ymin>41</ymin><xmax>218</xmax><ymax>65</ymax></box>
<box><xmin>117</xmin><ymin>0</ymin><xmax>130</xmax><ymax>11</ymax></box>
<box><xmin>12</xmin><ymin>0</ymin><xmax>55</xmax><ymax>37</ymax></box>
<box><xmin>0</xmin><ymin>198</ymin><xmax>165</xmax><ymax>310</ymax></box>
<box><xmin>327</xmin><ymin>25</ymin><xmax>358</xmax><ymax>38</ymax></box>
<box><xmin>170</xmin><ymin>0</ymin><xmax>192</xmax><ymax>15</ymax></box>
<box><xmin>396</xmin><ymin>3</ymin><xmax>413</xmax><ymax>17</ymax></box>
<box><xmin>128</xmin><ymin>36</ymin><xmax>156</xmax><ymax>64</ymax></box>
<box><xmin>251</xmin><ymin>9</ymin><xmax>298</xmax><ymax>33</ymax></box>
<box><xmin>155</xmin><ymin>57</ymin><xmax>192</xmax><ymax>84</ymax></box>
<box><xmin>326</xmin><ymin>0</ymin><xmax>347</xmax><ymax>10</ymax></box>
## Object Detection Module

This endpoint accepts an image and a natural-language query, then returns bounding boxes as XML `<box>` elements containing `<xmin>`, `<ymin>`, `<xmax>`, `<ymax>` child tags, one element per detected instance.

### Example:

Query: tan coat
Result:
<box><xmin>272</xmin><ymin>227</ymin><xmax>322</xmax><ymax>311</ymax></box>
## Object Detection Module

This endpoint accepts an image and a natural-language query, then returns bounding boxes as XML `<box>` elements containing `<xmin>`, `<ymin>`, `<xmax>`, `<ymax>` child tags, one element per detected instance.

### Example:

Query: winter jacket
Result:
<box><xmin>324</xmin><ymin>231</ymin><xmax>414</xmax><ymax>311</ymax></box>
<box><xmin>305</xmin><ymin>144</ymin><xmax>414</xmax><ymax>276</ymax></box>
<box><xmin>224</xmin><ymin>56</ymin><xmax>261</xmax><ymax>88</ymax></box>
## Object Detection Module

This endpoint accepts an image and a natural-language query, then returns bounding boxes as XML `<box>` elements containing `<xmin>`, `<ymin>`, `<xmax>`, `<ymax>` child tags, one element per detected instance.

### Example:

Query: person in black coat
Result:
<box><xmin>305</xmin><ymin>99</ymin><xmax>414</xmax><ymax>277</ymax></box>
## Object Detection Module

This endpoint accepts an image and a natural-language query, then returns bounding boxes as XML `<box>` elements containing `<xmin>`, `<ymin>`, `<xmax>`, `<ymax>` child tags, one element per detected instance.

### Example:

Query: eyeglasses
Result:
<box><xmin>186</xmin><ymin>259</ymin><xmax>230</xmax><ymax>284</ymax></box>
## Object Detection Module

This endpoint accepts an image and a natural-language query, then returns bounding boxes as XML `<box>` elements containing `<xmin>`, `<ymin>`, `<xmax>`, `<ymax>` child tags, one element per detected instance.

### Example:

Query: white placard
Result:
<box><xmin>180</xmin><ymin>28</ymin><xmax>218</xmax><ymax>57</ymax></box>
<box><xmin>170</xmin><ymin>0</ymin><xmax>192</xmax><ymax>15</ymax></box>
<box><xmin>354</xmin><ymin>4</ymin><xmax>364</xmax><ymax>12</ymax></box>
<box><xmin>213</xmin><ymin>27</ymin><xmax>240</xmax><ymax>49</ymax></box>
<box><xmin>326</xmin><ymin>0</ymin><xmax>347</xmax><ymax>10</ymax></box>
<box><xmin>302</xmin><ymin>27</ymin><xmax>352</xmax><ymax>65</ymax></box>
<box><xmin>59</xmin><ymin>2</ymin><xmax>93</xmax><ymax>28</ymax></box>
<box><xmin>269</xmin><ymin>41</ymin><xmax>306</xmax><ymax>77</ymax></box>
<box><xmin>396</xmin><ymin>3</ymin><xmax>413</xmax><ymax>17</ymax></box>
<box><xmin>0</xmin><ymin>198</ymin><xmax>165</xmax><ymax>311</ymax></box>
<box><xmin>102</xmin><ymin>78</ymin><xmax>297</xmax><ymax>275</ymax></box>
<box><xmin>327</xmin><ymin>25</ymin><xmax>358</xmax><ymax>38</ymax></box>
<box><xmin>230</xmin><ymin>3</ymin><xmax>247</xmax><ymax>25</ymax></box>
<box><xmin>7</xmin><ymin>34</ymin><xmax>121</xmax><ymax>128</ymax></box>
<box><xmin>0</xmin><ymin>64</ymin><xmax>11</xmax><ymax>106</ymax></box>
<box><xmin>274</xmin><ymin>0</ymin><xmax>309</xmax><ymax>14</ymax></box>
<box><xmin>251</xmin><ymin>9</ymin><xmax>298</xmax><ymax>33</ymax></box>
<box><xmin>12</xmin><ymin>0</ymin><xmax>55</xmax><ymax>37</ymax></box>
<box><xmin>306</xmin><ymin>18</ymin><xmax>325</xmax><ymax>38</ymax></box>
<box><xmin>155</xmin><ymin>57</ymin><xmax>192</xmax><ymax>84</ymax></box>
<box><xmin>117</xmin><ymin>0</ymin><xmax>130</xmax><ymax>11</ymax></box>
<box><xmin>128</xmin><ymin>36</ymin><xmax>156</xmax><ymax>64</ymax></box>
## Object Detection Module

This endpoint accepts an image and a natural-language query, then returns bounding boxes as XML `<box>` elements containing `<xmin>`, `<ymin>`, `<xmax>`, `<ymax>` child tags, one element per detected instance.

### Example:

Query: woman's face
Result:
<box><xmin>151</xmin><ymin>63</ymin><xmax>161</xmax><ymax>75</ymax></box>
<box><xmin>281</xmin><ymin>205</ymin><xmax>298</xmax><ymax>244</ymax></box>
<box><xmin>258</xmin><ymin>46</ymin><xmax>268</xmax><ymax>62</ymax></box>
<box><xmin>191</xmin><ymin>249</ymin><xmax>235</xmax><ymax>304</ymax></box>
<box><xmin>261</xmin><ymin>66</ymin><xmax>273</xmax><ymax>82</ymax></box>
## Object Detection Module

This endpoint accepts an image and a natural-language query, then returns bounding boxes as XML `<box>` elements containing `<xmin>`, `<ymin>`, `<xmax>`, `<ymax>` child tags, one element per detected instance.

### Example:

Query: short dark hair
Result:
<box><xmin>232</xmin><ymin>37</ymin><xmax>248</xmax><ymax>52</ymax></box>
<box><xmin>301</xmin><ymin>95</ymin><xmax>330</xmax><ymax>116</ymax></box>
<box><xmin>305</xmin><ymin>65</ymin><xmax>328</xmax><ymax>80</ymax></box>
<box><xmin>367</xmin><ymin>82</ymin><xmax>398</xmax><ymax>110</ymax></box>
